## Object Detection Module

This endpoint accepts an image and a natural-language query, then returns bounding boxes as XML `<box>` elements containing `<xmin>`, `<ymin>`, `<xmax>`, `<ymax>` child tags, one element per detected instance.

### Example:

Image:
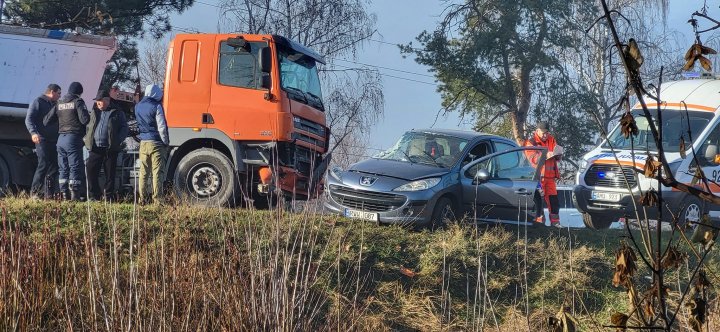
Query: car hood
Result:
<box><xmin>348</xmin><ymin>158</ymin><xmax>450</xmax><ymax>181</ymax></box>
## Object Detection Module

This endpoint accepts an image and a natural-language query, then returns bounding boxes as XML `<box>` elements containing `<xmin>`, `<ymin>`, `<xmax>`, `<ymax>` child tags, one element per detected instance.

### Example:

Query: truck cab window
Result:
<box><xmin>218</xmin><ymin>41</ymin><xmax>266</xmax><ymax>89</ymax></box>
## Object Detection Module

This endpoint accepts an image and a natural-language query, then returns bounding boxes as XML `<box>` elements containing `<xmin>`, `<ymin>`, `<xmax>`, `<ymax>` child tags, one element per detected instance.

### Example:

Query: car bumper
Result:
<box><xmin>573</xmin><ymin>185</ymin><xmax>684</xmax><ymax>221</ymax></box>
<box><xmin>324</xmin><ymin>185</ymin><xmax>441</xmax><ymax>226</ymax></box>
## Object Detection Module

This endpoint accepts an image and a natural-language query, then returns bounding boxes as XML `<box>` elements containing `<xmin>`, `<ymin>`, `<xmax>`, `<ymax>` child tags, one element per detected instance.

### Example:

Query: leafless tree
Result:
<box><xmin>138</xmin><ymin>36</ymin><xmax>171</xmax><ymax>88</ymax></box>
<box><xmin>218</xmin><ymin>0</ymin><xmax>384</xmax><ymax>163</ymax></box>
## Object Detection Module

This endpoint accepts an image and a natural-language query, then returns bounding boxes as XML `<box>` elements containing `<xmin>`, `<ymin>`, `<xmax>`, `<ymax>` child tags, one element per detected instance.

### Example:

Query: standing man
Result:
<box><xmin>518</xmin><ymin>122</ymin><xmax>563</xmax><ymax>228</ymax></box>
<box><xmin>25</xmin><ymin>84</ymin><xmax>61</xmax><ymax>199</ymax></box>
<box><xmin>84</xmin><ymin>90</ymin><xmax>129</xmax><ymax>201</ymax></box>
<box><xmin>44</xmin><ymin>82</ymin><xmax>90</xmax><ymax>201</ymax></box>
<box><xmin>135</xmin><ymin>84</ymin><xmax>169</xmax><ymax>204</ymax></box>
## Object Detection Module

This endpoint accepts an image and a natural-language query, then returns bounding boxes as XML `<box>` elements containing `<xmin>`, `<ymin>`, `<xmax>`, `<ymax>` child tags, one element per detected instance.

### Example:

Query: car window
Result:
<box><xmin>494</xmin><ymin>141</ymin><xmax>515</xmax><ymax>153</ymax></box>
<box><xmin>466</xmin><ymin>149</ymin><xmax>542</xmax><ymax>181</ymax></box>
<box><xmin>462</xmin><ymin>141</ymin><xmax>490</xmax><ymax>166</ymax></box>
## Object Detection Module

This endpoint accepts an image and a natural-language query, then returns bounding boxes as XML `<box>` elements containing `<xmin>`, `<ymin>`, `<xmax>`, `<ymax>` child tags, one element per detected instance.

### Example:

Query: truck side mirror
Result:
<box><xmin>261</xmin><ymin>73</ymin><xmax>272</xmax><ymax>90</ymax></box>
<box><xmin>259</xmin><ymin>47</ymin><xmax>272</xmax><ymax>74</ymax></box>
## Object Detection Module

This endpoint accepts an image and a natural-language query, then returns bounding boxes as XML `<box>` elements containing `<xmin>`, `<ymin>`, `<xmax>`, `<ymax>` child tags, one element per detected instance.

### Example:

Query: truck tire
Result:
<box><xmin>173</xmin><ymin>148</ymin><xmax>238</xmax><ymax>207</ymax></box>
<box><xmin>679</xmin><ymin>196</ymin><xmax>704</xmax><ymax>229</ymax></box>
<box><xmin>582</xmin><ymin>212</ymin><xmax>613</xmax><ymax>230</ymax></box>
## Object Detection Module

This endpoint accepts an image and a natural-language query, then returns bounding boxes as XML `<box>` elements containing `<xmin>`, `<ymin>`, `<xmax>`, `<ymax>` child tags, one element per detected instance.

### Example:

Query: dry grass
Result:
<box><xmin>0</xmin><ymin>196</ymin><xmax>717</xmax><ymax>331</ymax></box>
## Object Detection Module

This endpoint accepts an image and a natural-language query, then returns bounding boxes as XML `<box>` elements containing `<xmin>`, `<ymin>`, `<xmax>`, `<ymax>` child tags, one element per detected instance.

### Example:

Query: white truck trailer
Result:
<box><xmin>0</xmin><ymin>25</ymin><xmax>116</xmax><ymax>192</ymax></box>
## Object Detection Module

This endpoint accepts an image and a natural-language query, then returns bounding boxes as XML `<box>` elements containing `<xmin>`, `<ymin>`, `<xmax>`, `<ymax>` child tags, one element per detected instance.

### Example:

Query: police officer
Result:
<box><xmin>44</xmin><ymin>82</ymin><xmax>90</xmax><ymax>201</ymax></box>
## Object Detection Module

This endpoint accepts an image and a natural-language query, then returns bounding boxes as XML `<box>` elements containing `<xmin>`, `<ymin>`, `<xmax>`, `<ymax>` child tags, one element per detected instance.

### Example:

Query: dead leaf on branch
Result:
<box><xmin>683</xmin><ymin>40</ymin><xmax>717</xmax><ymax>71</ymax></box>
<box><xmin>660</xmin><ymin>245</ymin><xmax>686</xmax><ymax>270</ymax></box>
<box><xmin>624</xmin><ymin>38</ymin><xmax>644</xmax><ymax>72</ymax></box>
<box><xmin>639</xmin><ymin>189</ymin><xmax>658</xmax><ymax>207</ymax></box>
<box><xmin>610</xmin><ymin>312</ymin><xmax>629</xmax><ymax>331</ymax></box>
<box><xmin>679</xmin><ymin>137</ymin><xmax>687</xmax><ymax>159</ymax></box>
<box><xmin>620</xmin><ymin>112</ymin><xmax>638</xmax><ymax>139</ymax></box>
<box><xmin>643</xmin><ymin>156</ymin><xmax>662</xmax><ymax>178</ymax></box>
<box><xmin>686</xmin><ymin>296</ymin><xmax>707</xmax><ymax>332</ymax></box>
<box><xmin>691</xmin><ymin>166</ymin><xmax>705</xmax><ymax>186</ymax></box>
<box><xmin>691</xmin><ymin>214</ymin><xmax>718</xmax><ymax>248</ymax></box>
<box><xmin>548</xmin><ymin>305</ymin><xmax>578</xmax><ymax>332</ymax></box>
<box><xmin>612</xmin><ymin>243</ymin><xmax>637</xmax><ymax>288</ymax></box>
<box><xmin>695</xmin><ymin>270</ymin><xmax>711</xmax><ymax>291</ymax></box>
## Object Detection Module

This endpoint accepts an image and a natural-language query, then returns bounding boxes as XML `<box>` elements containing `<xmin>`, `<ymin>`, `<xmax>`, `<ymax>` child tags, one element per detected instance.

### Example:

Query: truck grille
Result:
<box><xmin>584</xmin><ymin>164</ymin><xmax>637</xmax><ymax>188</ymax></box>
<box><xmin>329</xmin><ymin>185</ymin><xmax>407</xmax><ymax>212</ymax></box>
<box><xmin>293</xmin><ymin>116</ymin><xmax>328</xmax><ymax>150</ymax></box>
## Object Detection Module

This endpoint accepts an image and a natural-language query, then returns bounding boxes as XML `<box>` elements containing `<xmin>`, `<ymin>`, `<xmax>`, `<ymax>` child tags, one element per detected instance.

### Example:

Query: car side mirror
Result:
<box><xmin>259</xmin><ymin>46</ymin><xmax>272</xmax><ymax>74</ymax></box>
<box><xmin>261</xmin><ymin>73</ymin><xmax>271</xmax><ymax>89</ymax></box>
<box><xmin>473</xmin><ymin>168</ymin><xmax>490</xmax><ymax>184</ymax></box>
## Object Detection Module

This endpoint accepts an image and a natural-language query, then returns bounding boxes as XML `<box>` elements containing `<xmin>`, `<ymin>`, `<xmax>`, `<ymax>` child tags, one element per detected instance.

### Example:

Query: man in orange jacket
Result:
<box><xmin>518</xmin><ymin>122</ymin><xmax>563</xmax><ymax>228</ymax></box>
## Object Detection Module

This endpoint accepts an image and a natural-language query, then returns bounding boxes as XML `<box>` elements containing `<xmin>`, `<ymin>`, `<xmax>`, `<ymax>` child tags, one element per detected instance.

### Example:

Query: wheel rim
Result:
<box><xmin>684</xmin><ymin>203</ymin><xmax>701</xmax><ymax>225</ymax></box>
<box><xmin>441</xmin><ymin>204</ymin><xmax>454</xmax><ymax>221</ymax></box>
<box><xmin>188</xmin><ymin>164</ymin><xmax>222</xmax><ymax>198</ymax></box>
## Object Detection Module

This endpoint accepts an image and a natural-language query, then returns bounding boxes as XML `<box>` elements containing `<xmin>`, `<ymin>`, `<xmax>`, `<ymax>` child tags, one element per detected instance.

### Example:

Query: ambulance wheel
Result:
<box><xmin>582</xmin><ymin>212</ymin><xmax>613</xmax><ymax>230</ymax></box>
<box><xmin>679</xmin><ymin>196</ymin><xmax>704</xmax><ymax>229</ymax></box>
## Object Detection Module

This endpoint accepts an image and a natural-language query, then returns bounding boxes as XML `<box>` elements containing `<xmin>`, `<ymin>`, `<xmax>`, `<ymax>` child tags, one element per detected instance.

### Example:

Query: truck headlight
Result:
<box><xmin>393</xmin><ymin>178</ymin><xmax>441</xmax><ymax>192</ymax></box>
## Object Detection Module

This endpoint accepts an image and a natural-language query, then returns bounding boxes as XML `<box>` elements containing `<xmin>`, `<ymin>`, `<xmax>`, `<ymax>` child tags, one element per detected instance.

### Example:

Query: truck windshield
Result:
<box><xmin>375</xmin><ymin>132</ymin><xmax>469</xmax><ymax>168</ymax></box>
<box><xmin>603</xmin><ymin>109</ymin><xmax>714</xmax><ymax>152</ymax></box>
<box><xmin>279</xmin><ymin>50</ymin><xmax>324</xmax><ymax>111</ymax></box>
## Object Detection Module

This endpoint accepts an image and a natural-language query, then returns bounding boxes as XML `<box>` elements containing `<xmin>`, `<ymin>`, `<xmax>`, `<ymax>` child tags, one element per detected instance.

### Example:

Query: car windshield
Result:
<box><xmin>375</xmin><ymin>131</ymin><xmax>469</xmax><ymax>168</ymax></box>
<box><xmin>603</xmin><ymin>109</ymin><xmax>714</xmax><ymax>152</ymax></box>
<box><xmin>279</xmin><ymin>48</ymin><xmax>324</xmax><ymax>111</ymax></box>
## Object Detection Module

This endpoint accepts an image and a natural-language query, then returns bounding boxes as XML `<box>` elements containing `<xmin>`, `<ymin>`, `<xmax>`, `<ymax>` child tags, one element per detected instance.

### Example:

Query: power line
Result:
<box><xmin>331</xmin><ymin>58</ymin><xmax>435</xmax><ymax>78</ymax></box>
<box><xmin>194</xmin><ymin>0</ymin><xmax>223</xmax><ymax>9</ymax></box>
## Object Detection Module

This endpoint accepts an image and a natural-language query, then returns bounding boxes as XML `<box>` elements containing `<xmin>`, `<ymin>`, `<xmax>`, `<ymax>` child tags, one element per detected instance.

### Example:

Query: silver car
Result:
<box><xmin>324</xmin><ymin>129</ymin><xmax>546</xmax><ymax>228</ymax></box>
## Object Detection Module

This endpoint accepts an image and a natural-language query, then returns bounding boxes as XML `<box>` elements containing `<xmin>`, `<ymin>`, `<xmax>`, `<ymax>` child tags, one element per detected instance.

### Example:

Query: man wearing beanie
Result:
<box><xmin>518</xmin><ymin>121</ymin><xmax>564</xmax><ymax>228</ymax></box>
<box><xmin>44</xmin><ymin>81</ymin><xmax>90</xmax><ymax>201</ymax></box>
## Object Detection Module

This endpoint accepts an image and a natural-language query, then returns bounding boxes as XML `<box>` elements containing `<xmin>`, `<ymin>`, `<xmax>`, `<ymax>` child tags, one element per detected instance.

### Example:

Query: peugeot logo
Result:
<box><xmin>359</xmin><ymin>176</ymin><xmax>378</xmax><ymax>186</ymax></box>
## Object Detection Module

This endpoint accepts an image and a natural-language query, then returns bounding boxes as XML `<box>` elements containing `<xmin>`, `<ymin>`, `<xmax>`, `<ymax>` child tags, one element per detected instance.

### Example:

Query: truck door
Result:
<box><xmin>460</xmin><ymin>147</ymin><xmax>546</xmax><ymax>224</ymax></box>
<box><xmin>208</xmin><ymin>37</ymin><xmax>275</xmax><ymax>140</ymax></box>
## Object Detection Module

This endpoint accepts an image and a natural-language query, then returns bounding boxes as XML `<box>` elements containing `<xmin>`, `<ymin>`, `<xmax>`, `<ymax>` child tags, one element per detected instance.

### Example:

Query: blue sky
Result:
<box><xmin>168</xmin><ymin>0</ymin><xmax>720</xmax><ymax>153</ymax></box>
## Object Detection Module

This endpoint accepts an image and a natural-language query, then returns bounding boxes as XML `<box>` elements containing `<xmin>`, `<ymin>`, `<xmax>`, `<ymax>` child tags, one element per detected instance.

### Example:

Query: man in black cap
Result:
<box><xmin>84</xmin><ymin>90</ymin><xmax>129</xmax><ymax>201</ymax></box>
<box><xmin>44</xmin><ymin>81</ymin><xmax>89</xmax><ymax>201</ymax></box>
<box><xmin>25</xmin><ymin>83</ymin><xmax>61</xmax><ymax>199</ymax></box>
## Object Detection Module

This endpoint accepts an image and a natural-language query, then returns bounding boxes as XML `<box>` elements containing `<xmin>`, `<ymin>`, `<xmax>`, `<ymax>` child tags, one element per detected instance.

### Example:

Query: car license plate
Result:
<box><xmin>591</xmin><ymin>191</ymin><xmax>622</xmax><ymax>202</ymax></box>
<box><xmin>344</xmin><ymin>209</ymin><xmax>378</xmax><ymax>221</ymax></box>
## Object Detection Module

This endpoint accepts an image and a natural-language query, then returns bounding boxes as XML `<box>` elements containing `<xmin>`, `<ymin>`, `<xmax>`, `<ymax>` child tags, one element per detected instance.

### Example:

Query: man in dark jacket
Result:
<box><xmin>25</xmin><ymin>84</ymin><xmax>61</xmax><ymax>199</ymax></box>
<box><xmin>44</xmin><ymin>82</ymin><xmax>90</xmax><ymax>201</ymax></box>
<box><xmin>84</xmin><ymin>90</ymin><xmax>129</xmax><ymax>201</ymax></box>
<box><xmin>135</xmin><ymin>84</ymin><xmax>169</xmax><ymax>204</ymax></box>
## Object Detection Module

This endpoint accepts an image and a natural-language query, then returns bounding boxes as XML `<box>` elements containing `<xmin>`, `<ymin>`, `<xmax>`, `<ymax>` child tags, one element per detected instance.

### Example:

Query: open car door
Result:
<box><xmin>459</xmin><ymin>147</ymin><xmax>546</xmax><ymax>224</ymax></box>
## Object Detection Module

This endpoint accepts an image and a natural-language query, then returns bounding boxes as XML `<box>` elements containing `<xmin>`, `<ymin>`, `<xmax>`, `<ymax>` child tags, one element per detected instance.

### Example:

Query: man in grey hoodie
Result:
<box><xmin>134</xmin><ymin>84</ymin><xmax>169</xmax><ymax>204</ymax></box>
<box><xmin>25</xmin><ymin>83</ymin><xmax>61</xmax><ymax>199</ymax></box>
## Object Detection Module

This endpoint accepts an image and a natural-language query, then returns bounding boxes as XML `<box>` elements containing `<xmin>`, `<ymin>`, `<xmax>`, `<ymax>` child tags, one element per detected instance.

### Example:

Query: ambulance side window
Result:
<box><xmin>698</xmin><ymin>123</ymin><xmax>720</xmax><ymax>167</ymax></box>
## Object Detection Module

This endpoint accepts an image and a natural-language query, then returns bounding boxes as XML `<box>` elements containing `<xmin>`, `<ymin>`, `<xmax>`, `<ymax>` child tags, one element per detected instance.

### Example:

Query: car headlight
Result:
<box><xmin>329</xmin><ymin>166</ymin><xmax>343</xmax><ymax>181</ymax></box>
<box><xmin>393</xmin><ymin>178</ymin><xmax>441</xmax><ymax>192</ymax></box>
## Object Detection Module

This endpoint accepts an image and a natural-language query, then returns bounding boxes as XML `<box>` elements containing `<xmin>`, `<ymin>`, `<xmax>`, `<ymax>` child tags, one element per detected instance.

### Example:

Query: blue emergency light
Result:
<box><xmin>597</xmin><ymin>171</ymin><xmax>606</xmax><ymax>179</ymax></box>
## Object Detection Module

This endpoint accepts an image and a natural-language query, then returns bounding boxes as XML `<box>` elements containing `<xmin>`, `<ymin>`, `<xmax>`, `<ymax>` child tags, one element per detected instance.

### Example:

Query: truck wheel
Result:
<box><xmin>174</xmin><ymin>148</ymin><xmax>238</xmax><ymax>207</ymax></box>
<box><xmin>679</xmin><ymin>196</ymin><xmax>703</xmax><ymax>229</ymax></box>
<box><xmin>582</xmin><ymin>212</ymin><xmax>613</xmax><ymax>230</ymax></box>
<box><xmin>429</xmin><ymin>197</ymin><xmax>455</xmax><ymax>231</ymax></box>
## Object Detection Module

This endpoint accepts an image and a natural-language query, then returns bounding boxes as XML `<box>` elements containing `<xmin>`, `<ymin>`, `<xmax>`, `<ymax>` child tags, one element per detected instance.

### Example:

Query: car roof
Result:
<box><xmin>411</xmin><ymin>128</ymin><xmax>510</xmax><ymax>142</ymax></box>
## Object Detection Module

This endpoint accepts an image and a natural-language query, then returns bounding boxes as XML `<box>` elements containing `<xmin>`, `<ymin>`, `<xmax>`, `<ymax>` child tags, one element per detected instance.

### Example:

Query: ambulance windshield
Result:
<box><xmin>603</xmin><ymin>110</ymin><xmax>713</xmax><ymax>152</ymax></box>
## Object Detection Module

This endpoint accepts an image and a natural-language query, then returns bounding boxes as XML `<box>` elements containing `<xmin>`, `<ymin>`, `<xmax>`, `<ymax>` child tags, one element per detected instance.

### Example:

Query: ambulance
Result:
<box><xmin>574</xmin><ymin>79</ymin><xmax>720</xmax><ymax>229</ymax></box>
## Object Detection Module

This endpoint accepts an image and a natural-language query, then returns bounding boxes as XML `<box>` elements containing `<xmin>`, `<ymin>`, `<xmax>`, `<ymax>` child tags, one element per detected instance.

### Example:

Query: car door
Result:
<box><xmin>460</xmin><ymin>147</ymin><xmax>546</xmax><ymax>224</ymax></box>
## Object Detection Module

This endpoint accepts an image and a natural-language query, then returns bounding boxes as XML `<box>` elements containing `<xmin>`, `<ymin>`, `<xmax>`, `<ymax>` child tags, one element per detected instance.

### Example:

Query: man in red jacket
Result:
<box><xmin>518</xmin><ymin>122</ymin><xmax>563</xmax><ymax>228</ymax></box>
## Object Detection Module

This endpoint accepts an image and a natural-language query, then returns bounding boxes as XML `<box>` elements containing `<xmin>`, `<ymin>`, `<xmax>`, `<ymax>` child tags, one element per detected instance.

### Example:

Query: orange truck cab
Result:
<box><xmin>163</xmin><ymin>34</ymin><xmax>330</xmax><ymax>206</ymax></box>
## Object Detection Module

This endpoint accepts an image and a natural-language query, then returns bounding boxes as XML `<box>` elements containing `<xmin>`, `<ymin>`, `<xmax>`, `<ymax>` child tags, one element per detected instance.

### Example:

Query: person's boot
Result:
<box><xmin>70</xmin><ymin>186</ymin><xmax>85</xmax><ymax>202</ymax></box>
<box><xmin>61</xmin><ymin>189</ymin><xmax>71</xmax><ymax>201</ymax></box>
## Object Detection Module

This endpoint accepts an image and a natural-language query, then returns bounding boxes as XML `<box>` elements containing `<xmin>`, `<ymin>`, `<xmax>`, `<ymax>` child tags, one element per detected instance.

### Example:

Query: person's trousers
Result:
<box><xmin>138</xmin><ymin>141</ymin><xmax>168</xmax><ymax>203</ymax></box>
<box><xmin>542</xmin><ymin>177</ymin><xmax>560</xmax><ymax>223</ymax></box>
<box><xmin>31</xmin><ymin>140</ymin><xmax>58</xmax><ymax>197</ymax></box>
<box><xmin>57</xmin><ymin>133</ymin><xmax>85</xmax><ymax>192</ymax></box>
<box><xmin>86</xmin><ymin>147</ymin><xmax>119</xmax><ymax>200</ymax></box>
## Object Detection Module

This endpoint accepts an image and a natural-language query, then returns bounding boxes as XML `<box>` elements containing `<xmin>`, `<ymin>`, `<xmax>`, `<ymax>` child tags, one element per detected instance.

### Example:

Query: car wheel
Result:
<box><xmin>173</xmin><ymin>148</ymin><xmax>238</xmax><ymax>207</ymax></box>
<box><xmin>430</xmin><ymin>197</ymin><xmax>455</xmax><ymax>231</ymax></box>
<box><xmin>582</xmin><ymin>212</ymin><xmax>613</xmax><ymax>230</ymax></box>
<box><xmin>679</xmin><ymin>196</ymin><xmax>704</xmax><ymax>229</ymax></box>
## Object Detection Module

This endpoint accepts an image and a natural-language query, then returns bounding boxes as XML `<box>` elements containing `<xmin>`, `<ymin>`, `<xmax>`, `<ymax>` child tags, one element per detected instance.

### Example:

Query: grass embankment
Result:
<box><xmin>0</xmin><ymin>197</ymin><xmax>717</xmax><ymax>330</ymax></box>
